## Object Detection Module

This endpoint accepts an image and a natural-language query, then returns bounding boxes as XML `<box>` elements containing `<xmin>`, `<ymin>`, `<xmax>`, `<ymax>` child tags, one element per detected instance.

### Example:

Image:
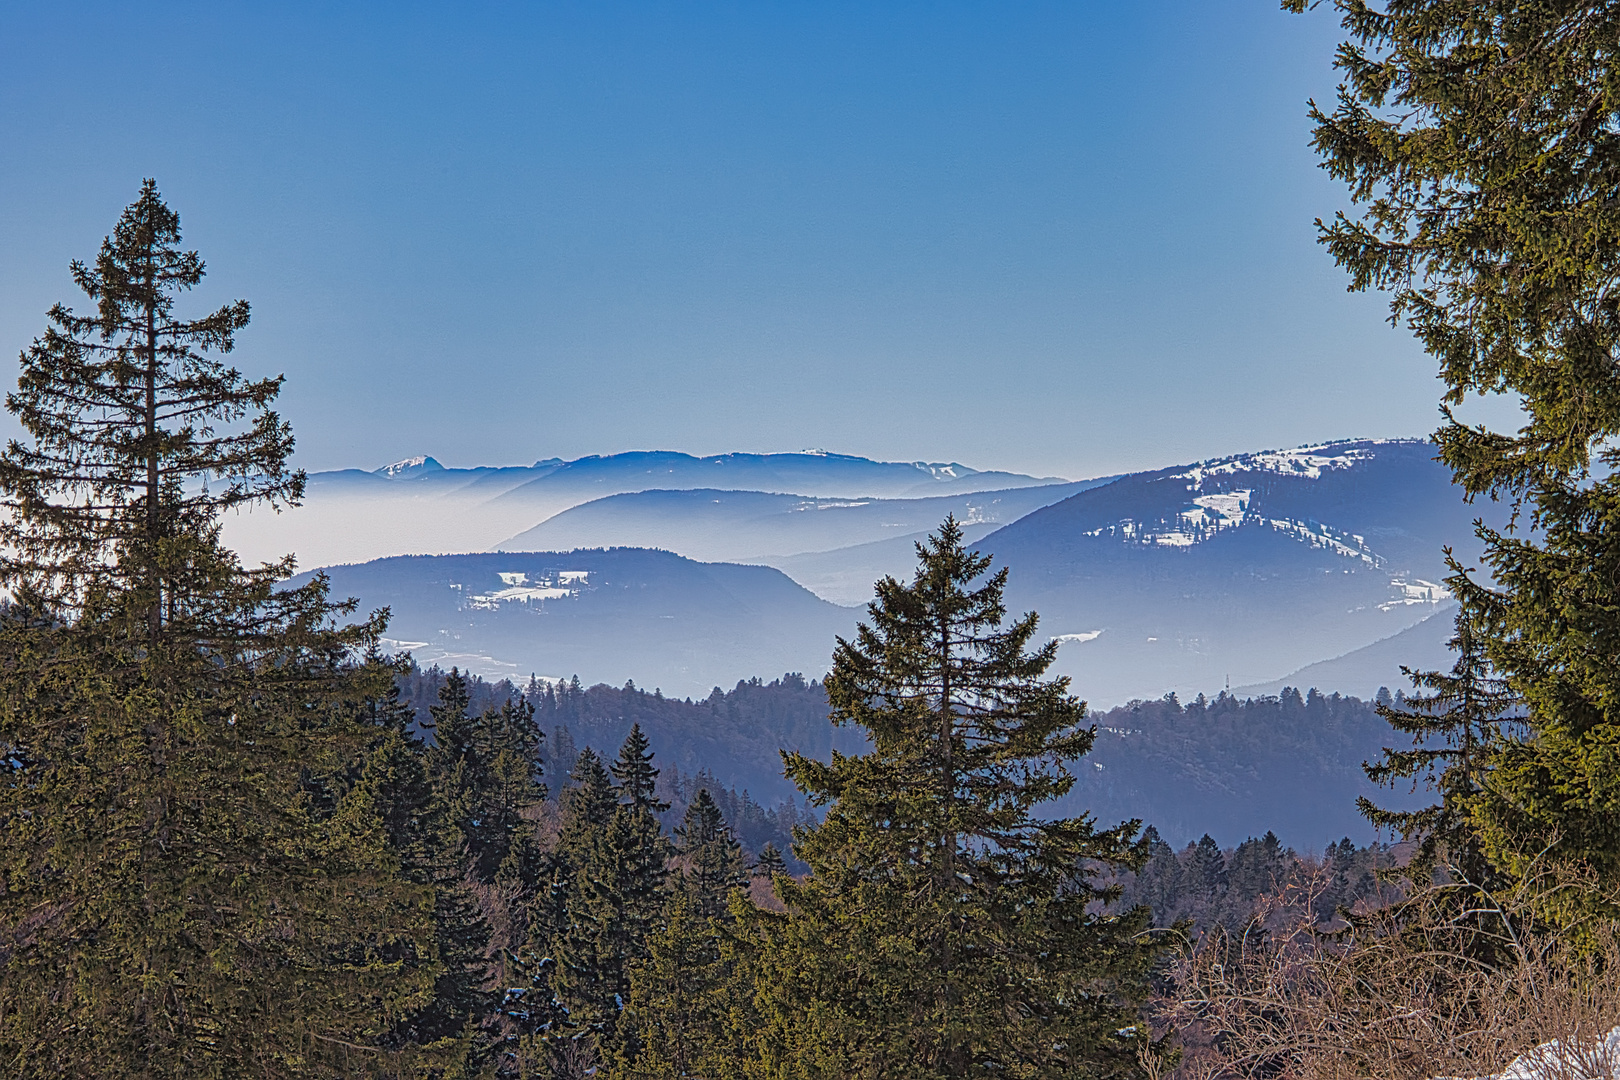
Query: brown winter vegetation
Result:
<box><xmin>1147</xmin><ymin>861</ymin><xmax>1620</xmax><ymax>1080</ymax></box>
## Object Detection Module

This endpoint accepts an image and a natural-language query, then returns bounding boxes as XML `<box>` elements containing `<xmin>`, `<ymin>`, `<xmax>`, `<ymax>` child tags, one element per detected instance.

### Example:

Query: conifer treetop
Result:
<box><xmin>0</xmin><ymin>179</ymin><xmax>303</xmax><ymax>618</ymax></box>
<box><xmin>613</xmin><ymin>722</ymin><xmax>669</xmax><ymax>812</ymax></box>
<box><xmin>792</xmin><ymin>515</ymin><xmax>1115</xmax><ymax>867</ymax></box>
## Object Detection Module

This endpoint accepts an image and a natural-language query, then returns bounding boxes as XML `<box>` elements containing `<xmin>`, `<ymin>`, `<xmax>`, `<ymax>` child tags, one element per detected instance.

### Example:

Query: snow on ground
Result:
<box><xmin>1178</xmin><ymin>442</ymin><xmax>1384</xmax><ymax>485</ymax></box>
<box><xmin>1381</xmin><ymin>577</ymin><xmax>1452</xmax><ymax>610</ymax></box>
<box><xmin>1265</xmin><ymin>518</ymin><xmax>1381</xmax><ymax>566</ymax></box>
<box><xmin>1435</xmin><ymin>1024</ymin><xmax>1620</xmax><ymax>1079</ymax></box>
<box><xmin>466</xmin><ymin>570</ymin><xmax>590</xmax><ymax>610</ymax></box>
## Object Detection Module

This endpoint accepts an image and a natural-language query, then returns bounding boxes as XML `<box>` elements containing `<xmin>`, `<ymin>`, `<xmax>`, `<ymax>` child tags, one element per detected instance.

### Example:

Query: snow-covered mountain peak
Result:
<box><xmin>1177</xmin><ymin>440</ymin><xmax>1404</xmax><ymax>488</ymax></box>
<box><xmin>376</xmin><ymin>455</ymin><xmax>445</xmax><ymax>479</ymax></box>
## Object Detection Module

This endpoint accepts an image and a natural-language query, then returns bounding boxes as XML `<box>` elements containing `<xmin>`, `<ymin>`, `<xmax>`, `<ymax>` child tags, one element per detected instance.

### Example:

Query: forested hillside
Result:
<box><xmin>402</xmin><ymin>660</ymin><xmax>1417</xmax><ymax>848</ymax></box>
<box><xmin>1073</xmin><ymin>687</ymin><xmax>1425</xmax><ymax>847</ymax></box>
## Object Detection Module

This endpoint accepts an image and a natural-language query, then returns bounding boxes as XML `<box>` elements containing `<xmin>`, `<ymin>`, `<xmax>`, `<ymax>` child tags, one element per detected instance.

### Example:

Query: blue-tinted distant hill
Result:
<box><xmin>496</xmin><ymin>480</ymin><xmax>1108</xmax><ymax>565</ymax></box>
<box><xmin>982</xmin><ymin>439</ymin><xmax>1492</xmax><ymax>704</ymax></box>
<box><xmin>300</xmin><ymin>547</ymin><xmax>859</xmax><ymax>698</ymax></box>
<box><xmin>224</xmin><ymin>449</ymin><xmax>1065</xmax><ymax>570</ymax></box>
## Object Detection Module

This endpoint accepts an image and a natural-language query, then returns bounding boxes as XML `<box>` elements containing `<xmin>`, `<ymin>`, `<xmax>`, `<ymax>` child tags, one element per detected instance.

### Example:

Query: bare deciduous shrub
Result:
<box><xmin>1146</xmin><ymin>860</ymin><xmax>1620</xmax><ymax>1080</ymax></box>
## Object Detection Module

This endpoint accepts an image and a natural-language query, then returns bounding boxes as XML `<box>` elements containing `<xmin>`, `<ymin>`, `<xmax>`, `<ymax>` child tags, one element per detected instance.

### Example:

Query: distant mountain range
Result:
<box><xmin>277</xmin><ymin>438</ymin><xmax>1487</xmax><ymax>703</ymax></box>
<box><xmin>223</xmin><ymin>450</ymin><xmax>1067</xmax><ymax>570</ymax></box>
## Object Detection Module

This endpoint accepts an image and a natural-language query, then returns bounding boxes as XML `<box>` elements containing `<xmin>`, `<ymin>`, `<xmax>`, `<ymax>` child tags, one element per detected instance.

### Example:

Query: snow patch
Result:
<box><xmin>1081</xmin><ymin>510</ymin><xmax>1380</xmax><ymax>566</ymax></box>
<box><xmin>1434</xmin><ymin>1023</ymin><xmax>1620</xmax><ymax>1079</ymax></box>
<box><xmin>914</xmin><ymin>461</ymin><xmax>979</xmax><ymax>481</ymax></box>
<box><xmin>1177</xmin><ymin>442</ymin><xmax>1387</xmax><ymax>486</ymax></box>
<box><xmin>1265</xmin><ymin>518</ymin><xmax>1382</xmax><ymax>566</ymax></box>
<box><xmin>465</xmin><ymin>570</ymin><xmax>590</xmax><ymax>611</ymax></box>
<box><xmin>1381</xmin><ymin>577</ymin><xmax>1452</xmax><ymax>611</ymax></box>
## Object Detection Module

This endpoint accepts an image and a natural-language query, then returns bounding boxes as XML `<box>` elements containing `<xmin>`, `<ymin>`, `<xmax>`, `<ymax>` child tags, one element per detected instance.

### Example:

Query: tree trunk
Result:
<box><xmin>144</xmin><ymin>260</ymin><xmax>160</xmax><ymax>642</ymax></box>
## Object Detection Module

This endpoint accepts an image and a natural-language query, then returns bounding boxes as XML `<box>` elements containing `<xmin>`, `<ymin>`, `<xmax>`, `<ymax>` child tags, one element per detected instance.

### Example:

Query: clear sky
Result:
<box><xmin>0</xmin><ymin>2</ymin><xmax>1485</xmax><ymax>479</ymax></box>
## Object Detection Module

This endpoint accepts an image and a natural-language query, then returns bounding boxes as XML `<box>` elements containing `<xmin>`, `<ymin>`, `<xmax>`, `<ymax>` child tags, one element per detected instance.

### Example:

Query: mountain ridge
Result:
<box><xmin>223</xmin><ymin>449</ymin><xmax>1071</xmax><ymax>570</ymax></box>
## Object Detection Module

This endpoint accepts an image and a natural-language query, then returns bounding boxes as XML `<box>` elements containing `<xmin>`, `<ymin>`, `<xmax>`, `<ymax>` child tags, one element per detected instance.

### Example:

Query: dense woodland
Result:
<box><xmin>414</xmin><ymin>661</ymin><xmax>1413</xmax><ymax>852</ymax></box>
<box><xmin>399</xmin><ymin>665</ymin><xmax>821</xmax><ymax>866</ymax></box>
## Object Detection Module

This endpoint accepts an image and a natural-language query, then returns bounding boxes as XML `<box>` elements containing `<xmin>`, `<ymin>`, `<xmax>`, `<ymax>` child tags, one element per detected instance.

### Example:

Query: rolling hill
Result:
<box><xmin>294</xmin><ymin>438</ymin><xmax>1489</xmax><ymax>706</ymax></box>
<box><xmin>496</xmin><ymin>480</ymin><xmax>1107</xmax><ymax>564</ymax></box>
<box><xmin>300</xmin><ymin>547</ymin><xmax>859</xmax><ymax>698</ymax></box>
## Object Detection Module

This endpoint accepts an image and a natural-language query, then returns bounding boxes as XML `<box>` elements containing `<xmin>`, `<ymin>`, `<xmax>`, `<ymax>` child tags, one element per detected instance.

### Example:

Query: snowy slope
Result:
<box><xmin>983</xmin><ymin>439</ymin><xmax>1490</xmax><ymax>705</ymax></box>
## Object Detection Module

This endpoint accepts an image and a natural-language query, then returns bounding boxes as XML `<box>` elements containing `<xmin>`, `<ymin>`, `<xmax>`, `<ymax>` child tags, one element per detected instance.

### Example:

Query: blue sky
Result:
<box><xmin>0</xmin><ymin>2</ymin><xmax>1486</xmax><ymax>478</ymax></box>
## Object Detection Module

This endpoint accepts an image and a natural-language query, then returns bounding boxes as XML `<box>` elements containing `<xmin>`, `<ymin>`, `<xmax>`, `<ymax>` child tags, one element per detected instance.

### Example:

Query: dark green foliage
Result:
<box><xmin>754</xmin><ymin>842</ymin><xmax>788</xmax><ymax>879</ymax></box>
<box><xmin>427</xmin><ymin>668</ymin><xmax>547</xmax><ymax>884</ymax></box>
<box><xmin>416</xmin><ymin>665</ymin><xmax>1408</xmax><ymax>854</ymax></box>
<box><xmin>749</xmin><ymin>518</ymin><xmax>1165</xmax><ymax>1078</ymax></box>
<box><xmin>0</xmin><ymin>183</ymin><xmax>445</xmax><ymax>1077</ymax></box>
<box><xmin>1285</xmin><ymin>0</ymin><xmax>1620</xmax><ymax>900</ymax></box>
<box><xmin>541</xmin><ymin>742</ymin><xmax>673</xmax><ymax>1052</ymax></box>
<box><xmin>0</xmin><ymin>178</ymin><xmax>300</xmax><ymax>628</ymax></box>
<box><xmin>675</xmin><ymin>789</ymin><xmax>749</xmax><ymax>920</ymax></box>
<box><xmin>612</xmin><ymin>723</ymin><xmax>669</xmax><ymax>813</ymax></box>
<box><xmin>1116</xmin><ymin>828</ymin><xmax>1391</xmax><ymax>934</ymax></box>
<box><xmin>520</xmin><ymin>670</ymin><xmax>851</xmax><ymax>801</ymax></box>
<box><xmin>613</xmin><ymin>892</ymin><xmax>735</xmax><ymax>1080</ymax></box>
<box><xmin>1361</xmin><ymin>610</ymin><xmax>1517</xmax><ymax>887</ymax></box>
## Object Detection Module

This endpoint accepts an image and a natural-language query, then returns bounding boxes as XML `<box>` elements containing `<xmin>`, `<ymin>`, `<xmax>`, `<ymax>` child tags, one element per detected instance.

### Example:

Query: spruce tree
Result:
<box><xmin>612</xmin><ymin>722</ymin><xmax>669</xmax><ymax>813</ymax></box>
<box><xmin>0</xmin><ymin>182</ymin><xmax>441</xmax><ymax>1076</ymax></box>
<box><xmin>754</xmin><ymin>841</ymin><xmax>789</xmax><ymax>880</ymax></box>
<box><xmin>747</xmin><ymin>518</ymin><xmax>1163</xmax><ymax>1078</ymax></box>
<box><xmin>539</xmin><ymin>740</ymin><xmax>675</xmax><ymax>1060</ymax></box>
<box><xmin>0</xmin><ymin>178</ymin><xmax>300</xmax><ymax>632</ymax></box>
<box><xmin>675</xmin><ymin>788</ymin><xmax>749</xmax><ymax>920</ymax></box>
<box><xmin>611</xmin><ymin>727</ymin><xmax>673</xmax><ymax>963</ymax></box>
<box><xmin>546</xmin><ymin>749</ymin><xmax>629</xmax><ymax>1041</ymax></box>
<box><xmin>613</xmin><ymin>892</ymin><xmax>734</xmax><ymax>1080</ymax></box>
<box><xmin>1360</xmin><ymin>606</ymin><xmax>1516</xmax><ymax>888</ymax></box>
<box><xmin>1286</xmin><ymin>1</ymin><xmax>1620</xmax><ymax>898</ymax></box>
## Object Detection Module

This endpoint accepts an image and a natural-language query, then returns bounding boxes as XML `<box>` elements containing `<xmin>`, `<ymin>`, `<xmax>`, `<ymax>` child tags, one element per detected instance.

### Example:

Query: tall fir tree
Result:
<box><xmin>613</xmin><ymin>891</ymin><xmax>735</xmax><ymax>1080</ymax></box>
<box><xmin>610</xmin><ymin>726</ymin><xmax>673</xmax><ymax>960</ymax></box>
<box><xmin>1285</xmin><ymin>0</ymin><xmax>1620</xmax><ymax>901</ymax></box>
<box><xmin>536</xmin><ymin>737</ymin><xmax>675</xmax><ymax>1065</ymax></box>
<box><xmin>411</xmin><ymin>671</ymin><xmax>502</xmax><ymax>1057</ymax></box>
<box><xmin>0</xmin><ymin>182</ymin><xmax>442</xmax><ymax>1076</ymax></box>
<box><xmin>544</xmin><ymin>748</ymin><xmax>629</xmax><ymax>1045</ymax></box>
<box><xmin>0</xmin><ymin>178</ymin><xmax>300</xmax><ymax>633</ymax></box>
<box><xmin>742</xmin><ymin>518</ymin><xmax>1163</xmax><ymax>1078</ymax></box>
<box><xmin>611</xmin><ymin>722</ymin><xmax>669</xmax><ymax>813</ymax></box>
